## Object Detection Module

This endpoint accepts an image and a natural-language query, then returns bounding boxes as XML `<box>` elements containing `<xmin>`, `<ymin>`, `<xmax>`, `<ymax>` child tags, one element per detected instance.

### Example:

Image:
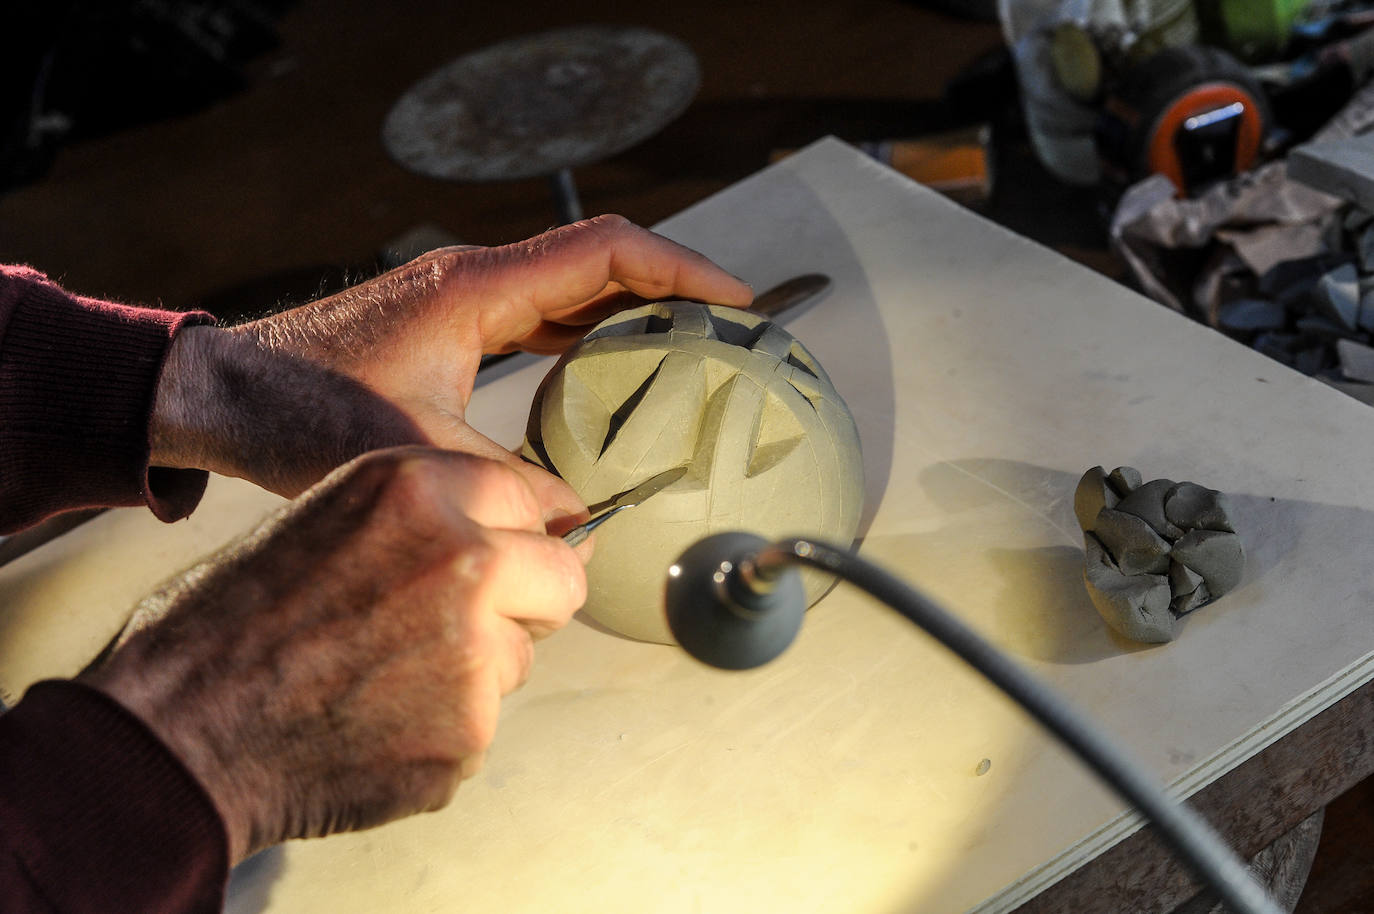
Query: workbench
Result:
<box><xmin>2</xmin><ymin>138</ymin><xmax>1372</xmax><ymax>913</ymax></box>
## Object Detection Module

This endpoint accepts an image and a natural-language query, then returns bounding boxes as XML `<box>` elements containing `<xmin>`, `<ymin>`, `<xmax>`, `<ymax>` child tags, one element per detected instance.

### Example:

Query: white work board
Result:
<box><xmin>2</xmin><ymin>137</ymin><xmax>1373</xmax><ymax>913</ymax></box>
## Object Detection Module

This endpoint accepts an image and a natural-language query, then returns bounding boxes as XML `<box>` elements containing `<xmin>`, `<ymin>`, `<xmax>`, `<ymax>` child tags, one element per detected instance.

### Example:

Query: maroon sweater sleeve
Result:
<box><xmin>0</xmin><ymin>682</ymin><xmax>228</xmax><ymax>913</ymax></box>
<box><xmin>0</xmin><ymin>265</ymin><xmax>214</xmax><ymax>534</ymax></box>
<box><xmin>0</xmin><ymin>268</ymin><xmax>230</xmax><ymax>909</ymax></box>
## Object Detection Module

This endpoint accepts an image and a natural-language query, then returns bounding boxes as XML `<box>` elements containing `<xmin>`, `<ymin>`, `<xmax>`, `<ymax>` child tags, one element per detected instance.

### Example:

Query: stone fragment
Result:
<box><xmin>1116</xmin><ymin>478</ymin><xmax>1183</xmax><ymax>540</ymax></box>
<box><xmin>1293</xmin><ymin>137</ymin><xmax>1374</xmax><ymax>201</ymax></box>
<box><xmin>1217</xmin><ymin>298</ymin><xmax>1287</xmax><ymax>334</ymax></box>
<box><xmin>1083</xmin><ymin>534</ymin><xmax>1178</xmax><ymax>643</ymax></box>
<box><xmin>1224</xmin><ymin>222</ymin><xmax>1327</xmax><ymax>278</ymax></box>
<box><xmin>1107</xmin><ymin>466</ymin><xmax>1142</xmax><ymax>496</ymax></box>
<box><xmin>1164</xmin><ymin>483</ymin><xmax>1235</xmax><ymax>533</ymax></box>
<box><xmin>1275</xmin><ymin>281</ymin><xmax>1316</xmax><ymax>314</ymax></box>
<box><xmin>1172</xmin><ymin>528</ymin><xmax>1245</xmax><ymax>595</ymax></box>
<box><xmin>1073</xmin><ymin>465</ymin><xmax>1118</xmax><ymax>534</ymax></box>
<box><xmin>1343</xmin><ymin>206</ymin><xmax>1373</xmax><ymax>236</ymax></box>
<box><xmin>1093</xmin><ymin>508</ymin><xmax>1172</xmax><ymax>575</ymax></box>
<box><xmin>1317</xmin><ymin>263</ymin><xmax>1360</xmax><ymax>330</ymax></box>
<box><xmin>1359</xmin><ymin>288</ymin><xmax>1374</xmax><ymax>333</ymax></box>
<box><xmin>1360</xmin><ymin>224</ymin><xmax>1374</xmax><ymax>274</ymax></box>
<box><xmin>1295</xmin><ymin>315</ymin><xmax>1361</xmax><ymax>341</ymax></box>
<box><xmin>1288</xmin><ymin>135</ymin><xmax>1374</xmax><ymax>212</ymax></box>
<box><xmin>1337</xmin><ymin>338</ymin><xmax>1374</xmax><ymax>384</ymax></box>
<box><xmin>1258</xmin><ymin>254</ymin><xmax>1346</xmax><ymax>299</ymax></box>
<box><xmin>1292</xmin><ymin>346</ymin><xmax>1327</xmax><ymax>376</ymax></box>
<box><xmin>1324</xmin><ymin>212</ymin><xmax>1347</xmax><ymax>253</ymax></box>
<box><xmin>1319</xmin><ymin>375</ymin><xmax>1374</xmax><ymax>406</ymax></box>
<box><xmin>1252</xmin><ymin>332</ymin><xmax>1299</xmax><ymax>366</ymax></box>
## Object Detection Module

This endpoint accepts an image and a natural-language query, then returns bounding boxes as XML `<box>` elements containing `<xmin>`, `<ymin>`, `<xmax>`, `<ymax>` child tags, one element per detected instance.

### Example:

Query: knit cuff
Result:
<box><xmin>0</xmin><ymin>680</ymin><xmax>228</xmax><ymax>913</ymax></box>
<box><xmin>0</xmin><ymin>266</ymin><xmax>214</xmax><ymax>532</ymax></box>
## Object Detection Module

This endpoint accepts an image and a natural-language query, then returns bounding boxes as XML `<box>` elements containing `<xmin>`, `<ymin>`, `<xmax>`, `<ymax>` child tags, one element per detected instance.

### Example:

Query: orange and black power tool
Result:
<box><xmin>1095</xmin><ymin>44</ymin><xmax>1270</xmax><ymax>196</ymax></box>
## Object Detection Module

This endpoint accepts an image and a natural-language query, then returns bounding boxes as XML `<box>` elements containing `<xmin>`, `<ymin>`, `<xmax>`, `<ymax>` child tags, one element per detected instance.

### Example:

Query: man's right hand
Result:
<box><xmin>79</xmin><ymin>446</ymin><xmax>586</xmax><ymax>864</ymax></box>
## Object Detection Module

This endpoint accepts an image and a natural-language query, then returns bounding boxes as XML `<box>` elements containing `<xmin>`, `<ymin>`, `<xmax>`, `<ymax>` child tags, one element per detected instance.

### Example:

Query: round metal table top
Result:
<box><xmin>382</xmin><ymin>26</ymin><xmax>701</xmax><ymax>182</ymax></box>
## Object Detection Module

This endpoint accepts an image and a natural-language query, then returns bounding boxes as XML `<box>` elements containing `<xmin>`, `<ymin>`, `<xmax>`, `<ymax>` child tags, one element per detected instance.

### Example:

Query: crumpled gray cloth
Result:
<box><xmin>1110</xmin><ymin>80</ymin><xmax>1374</xmax><ymax>317</ymax></box>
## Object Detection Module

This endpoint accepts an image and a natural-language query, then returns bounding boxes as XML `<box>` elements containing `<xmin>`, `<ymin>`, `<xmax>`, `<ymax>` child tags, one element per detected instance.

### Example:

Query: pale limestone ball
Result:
<box><xmin>524</xmin><ymin>302</ymin><xmax>865</xmax><ymax>643</ymax></box>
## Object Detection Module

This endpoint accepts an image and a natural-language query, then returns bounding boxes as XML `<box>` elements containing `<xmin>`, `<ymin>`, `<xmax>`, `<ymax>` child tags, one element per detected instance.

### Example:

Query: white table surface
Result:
<box><xmin>3</xmin><ymin>137</ymin><xmax>1373</xmax><ymax>913</ymax></box>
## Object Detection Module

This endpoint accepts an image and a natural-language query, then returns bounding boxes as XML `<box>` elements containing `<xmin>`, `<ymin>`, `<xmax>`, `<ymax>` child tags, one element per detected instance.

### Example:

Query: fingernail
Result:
<box><xmin>460</xmin><ymin>752</ymin><xmax>486</xmax><ymax>781</ymax></box>
<box><xmin>543</xmin><ymin>509</ymin><xmax>584</xmax><ymax>538</ymax></box>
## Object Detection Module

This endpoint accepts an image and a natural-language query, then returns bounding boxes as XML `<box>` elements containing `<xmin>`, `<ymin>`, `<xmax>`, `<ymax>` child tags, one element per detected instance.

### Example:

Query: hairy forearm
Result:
<box><xmin>150</xmin><ymin>326</ymin><xmax>429</xmax><ymax>498</ymax></box>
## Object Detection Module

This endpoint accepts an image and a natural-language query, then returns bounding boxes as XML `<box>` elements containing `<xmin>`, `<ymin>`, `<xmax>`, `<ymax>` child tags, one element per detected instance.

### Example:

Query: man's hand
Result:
<box><xmin>80</xmin><ymin>447</ymin><xmax>586</xmax><ymax>864</ymax></box>
<box><xmin>150</xmin><ymin>216</ymin><xmax>752</xmax><ymax>509</ymax></box>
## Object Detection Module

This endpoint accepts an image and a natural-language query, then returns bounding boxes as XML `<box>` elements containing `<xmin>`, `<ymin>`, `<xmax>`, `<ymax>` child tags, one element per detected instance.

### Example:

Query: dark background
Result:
<box><xmin>0</xmin><ymin>0</ymin><xmax>1034</xmax><ymax>312</ymax></box>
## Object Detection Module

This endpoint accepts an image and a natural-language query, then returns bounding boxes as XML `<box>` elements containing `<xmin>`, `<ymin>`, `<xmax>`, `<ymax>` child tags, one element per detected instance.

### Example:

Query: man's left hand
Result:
<box><xmin>148</xmin><ymin>215</ymin><xmax>752</xmax><ymax>520</ymax></box>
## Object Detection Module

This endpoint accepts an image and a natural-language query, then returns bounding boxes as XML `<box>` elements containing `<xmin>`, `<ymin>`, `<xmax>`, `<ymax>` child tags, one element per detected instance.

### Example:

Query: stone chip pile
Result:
<box><xmin>1074</xmin><ymin>466</ymin><xmax>1245</xmax><ymax>643</ymax></box>
<box><xmin>1237</xmin><ymin>134</ymin><xmax>1374</xmax><ymax>401</ymax></box>
<box><xmin>1216</xmin><ymin>238</ymin><xmax>1374</xmax><ymax>392</ymax></box>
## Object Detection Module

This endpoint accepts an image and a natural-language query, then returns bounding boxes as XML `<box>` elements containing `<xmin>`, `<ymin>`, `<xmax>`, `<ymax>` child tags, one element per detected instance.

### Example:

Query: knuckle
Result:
<box><xmin>421</xmin><ymin>255</ymin><xmax>452</xmax><ymax>289</ymax></box>
<box><xmin>318</xmin><ymin>450</ymin><xmax>426</xmax><ymax>530</ymax></box>
<box><xmin>374</xmin><ymin>453</ymin><xmax>449</xmax><ymax>522</ymax></box>
<box><xmin>383</xmin><ymin>248</ymin><xmax>460</xmax><ymax>300</ymax></box>
<box><xmin>450</xmin><ymin>534</ymin><xmax>499</xmax><ymax>587</ymax></box>
<box><xmin>580</xmin><ymin>214</ymin><xmax>637</xmax><ymax>249</ymax></box>
<box><xmin>334</xmin><ymin>447</ymin><xmax>400</xmax><ymax>491</ymax></box>
<box><xmin>470</xmin><ymin>460</ymin><xmax>542</xmax><ymax>528</ymax></box>
<box><xmin>586</xmin><ymin>212</ymin><xmax>632</xmax><ymax>234</ymax></box>
<box><xmin>354</xmin><ymin>451</ymin><xmax>485</xmax><ymax>551</ymax></box>
<box><xmin>417</xmin><ymin>244</ymin><xmax>464</xmax><ymax>275</ymax></box>
<box><xmin>427</xmin><ymin>243</ymin><xmax>482</xmax><ymax>261</ymax></box>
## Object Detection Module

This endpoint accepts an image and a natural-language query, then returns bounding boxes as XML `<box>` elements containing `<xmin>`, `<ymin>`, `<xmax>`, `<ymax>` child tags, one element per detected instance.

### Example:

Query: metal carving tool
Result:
<box><xmin>562</xmin><ymin>465</ymin><xmax>688</xmax><ymax>547</ymax></box>
<box><xmin>749</xmin><ymin>272</ymin><xmax>831</xmax><ymax>319</ymax></box>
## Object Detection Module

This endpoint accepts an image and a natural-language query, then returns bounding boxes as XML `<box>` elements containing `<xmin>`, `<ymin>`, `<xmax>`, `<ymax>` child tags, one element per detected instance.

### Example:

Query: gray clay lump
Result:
<box><xmin>1074</xmin><ymin>466</ymin><xmax>1244</xmax><ymax>643</ymax></box>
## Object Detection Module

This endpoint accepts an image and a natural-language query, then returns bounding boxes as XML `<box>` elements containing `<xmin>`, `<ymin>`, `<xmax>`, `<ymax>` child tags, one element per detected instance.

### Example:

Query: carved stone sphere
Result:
<box><xmin>523</xmin><ymin>302</ymin><xmax>865</xmax><ymax>643</ymax></box>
